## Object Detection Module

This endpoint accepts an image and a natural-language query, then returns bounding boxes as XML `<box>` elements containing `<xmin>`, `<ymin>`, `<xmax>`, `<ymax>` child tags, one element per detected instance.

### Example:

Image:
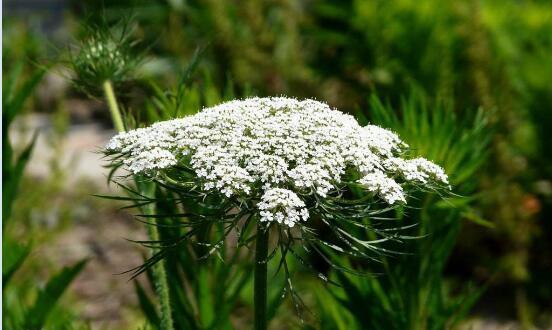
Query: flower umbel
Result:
<box><xmin>258</xmin><ymin>188</ymin><xmax>309</xmax><ymax>227</ymax></box>
<box><xmin>105</xmin><ymin>97</ymin><xmax>451</xmax><ymax>325</ymax></box>
<box><xmin>106</xmin><ymin>97</ymin><xmax>449</xmax><ymax>227</ymax></box>
<box><xmin>68</xmin><ymin>18</ymin><xmax>143</xmax><ymax>96</ymax></box>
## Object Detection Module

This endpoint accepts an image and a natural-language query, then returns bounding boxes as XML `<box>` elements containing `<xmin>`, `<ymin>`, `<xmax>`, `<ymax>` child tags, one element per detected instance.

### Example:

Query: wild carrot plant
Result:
<box><xmin>103</xmin><ymin>97</ymin><xmax>451</xmax><ymax>329</ymax></box>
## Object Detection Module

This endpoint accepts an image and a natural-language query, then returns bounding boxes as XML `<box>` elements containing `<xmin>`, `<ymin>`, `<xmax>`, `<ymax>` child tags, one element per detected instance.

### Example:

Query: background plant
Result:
<box><xmin>3</xmin><ymin>63</ymin><xmax>88</xmax><ymax>330</ymax></box>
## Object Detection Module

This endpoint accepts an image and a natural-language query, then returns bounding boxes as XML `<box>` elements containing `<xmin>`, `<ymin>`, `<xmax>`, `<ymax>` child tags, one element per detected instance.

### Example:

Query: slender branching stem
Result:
<box><xmin>102</xmin><ymin>82</ymin><xmax>173</xmax><ymax>330</ymax></box>
<box><xmin>141</xmin><ymin>182</ymin><xmax>175</xmax><ymax>330</ymax></box>
<box><xmin>102</xmin><ymin>80</ymin><xmax>125</xmax><ymax>132</ymax></box>
<box><xmin>254</xmin><ymin>225</ymin><xmax>269</xmax><ymax>330</ymax></box>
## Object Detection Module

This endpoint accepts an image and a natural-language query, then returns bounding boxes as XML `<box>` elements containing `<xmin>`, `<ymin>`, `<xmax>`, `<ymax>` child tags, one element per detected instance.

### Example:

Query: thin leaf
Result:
<box><xmin>23</xmin><ymin>259</ymin><xmax>88</xmax><ymax>329</ymax></box>
<box><xmin>134</xmin><ymin>280</ymin><xmax>161</xmax><ymax>329</ymax></box>
<box><xmin>2</xmin><ymin>239</ymin><xmax>32</xmax><ymax>286</ymax></box>
<box><xmin>3</xmin><ymin>132</ymin><xmax>38</xmax><ymax>224</ymax></box>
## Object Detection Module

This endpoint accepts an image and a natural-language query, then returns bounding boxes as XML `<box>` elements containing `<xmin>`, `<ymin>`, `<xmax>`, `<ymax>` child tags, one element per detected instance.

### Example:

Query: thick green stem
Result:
<box><xmin>254</xmin><ymin>226</ymin><xmax>269</xmax><ymax>330</ymax></box>
<box><xmin>142</xmin><ymin>182</ymin><xmax>175</xmax><ymax>330</ymax></box>
<box><xmin>102</xmin><ymin>80</ymin><xmax>125</xmax><ymax>132</ymax></box>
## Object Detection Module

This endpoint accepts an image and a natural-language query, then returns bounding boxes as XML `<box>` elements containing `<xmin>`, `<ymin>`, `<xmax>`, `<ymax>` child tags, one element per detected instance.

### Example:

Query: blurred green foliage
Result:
<box><xmin>3</xmin><ymin>0</ymin><xmax>552</xmax><ymax>328</ymax></box>
<box><xmin>313</xmin><ymin>91</ymin><xmax>490</xmax><ymax>330</ymax></box>
<box><xmin>2</xmin><ymin>64</ymin><xmax>88</xmax><ymax>330</ymax></box>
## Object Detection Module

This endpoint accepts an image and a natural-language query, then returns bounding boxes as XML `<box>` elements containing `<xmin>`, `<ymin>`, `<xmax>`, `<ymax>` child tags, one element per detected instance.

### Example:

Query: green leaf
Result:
<box><xmin>447</xmin><ymin>283</ymin><xmax>487</xmax><ymax>328</ymax></box>
<box><xmin>3</xmin><ymin>132</ymin><xmax>38</xmax><ymax>224</ymax></box>
<box><xmin>461</xmin><ymin>210</ymin><xmax>495</xmax><ymax>228</ymax></box>
<box><xmin>134</xmin><ymin>280</ymin><xmax>161</xmax><ymax>329</ymax></box>
<box><xmin>23</xmin><ymin>259</ymin><xmax>88</xmax><ymax>329</ymax></box>
<box><xmin>14</xmin><ymin>132</ymin><xmax>38</xmax><ymax>182</ymax></box>
<box><xmin>3</xmin><ymin>66</ymin><xmax>45</xmax><ymax>127</ymax></box>
<box><xmin>2</xmin><ymin>62</ymin><xmax>23</xmax><ymax>109</ymax></box>
<box><xmin>197</xmin><ymin>267</ymin><xmax>215</xmax><ymax>327</ymax></box>
<box><xmin>177</xmin><ymin>46</ymin><xmax>204</xmax><ymax>91</ymax></box>
<box><xmin>2</xmin><ymin>238</ymin><xmax>32</xmax><ymax>287</ymax></box>
<box><xmin>266</xmin><ymin>282</ymin><xmax>286</xmax><ymax>322</ymax></box>
<box><xmin>3</xmin><ymin>63</ymin><xmax>44</xmax><ymax>225</ymax></box>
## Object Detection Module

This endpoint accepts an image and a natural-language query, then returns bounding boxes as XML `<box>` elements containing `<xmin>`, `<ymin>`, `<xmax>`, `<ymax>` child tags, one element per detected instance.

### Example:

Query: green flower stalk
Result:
<box><xmin>102</xmin><ymin>87</ymin><xmax>174</xmax><ymax>330</ymax></box>
<box><xmin>254</xmin><ymin>225</ymin><xmax>269</xmax><ymax>330</ymax></box>
<box><xmin>67</xmin><ymin>19</ymin><xmax>174</xmax><ymax>330</ymax></box>
<box><xmin>102</xmin><ymin>80</ymin><xmax>125</xmax><ymax>132</ymax></box>
<box><xmin>138</xmin><ymin>180</ymin><xmax>174</xmax><ymax>330</ymax></box>
<box><xmin>102</xmin><ymin>85</ymin><xmax>174</xmax><ymax>330</ymax></box>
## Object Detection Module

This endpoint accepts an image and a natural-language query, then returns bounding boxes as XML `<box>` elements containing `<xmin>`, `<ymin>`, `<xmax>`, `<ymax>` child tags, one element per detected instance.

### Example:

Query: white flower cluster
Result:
<box><xmin>106</xmin><ymin>97</ymin><xmax>449</xmax><ymax>227</ymax></box>
<box><xmin>358</xmin><ymin>171</ymin><xmax>406</xmax><ymax>204</ymax></box>
<box><xmin>83</xmin><ymin>40</ymin><xmax>126</xmax><ymax>66</ymax></box>
<box><xmin>258</xmin><ymin>188</ymin><xmax>309</xmax><ymax>227</ymax></box>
